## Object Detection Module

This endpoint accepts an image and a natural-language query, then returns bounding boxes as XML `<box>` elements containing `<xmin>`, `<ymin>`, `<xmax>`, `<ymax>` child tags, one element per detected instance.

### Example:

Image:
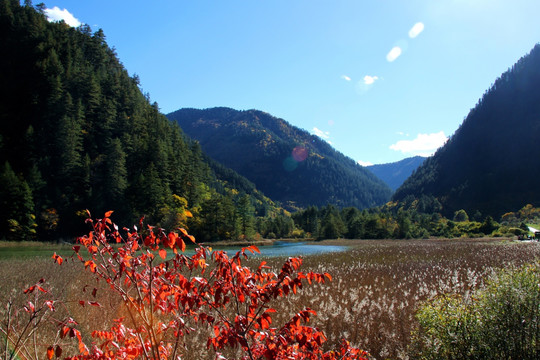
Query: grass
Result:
<box><xmin>1</xmin><ymin>237</ymin><xmax>539</xmax><ymax>359</ymax></box>
<box><xmin>0</xmin><ymin>241</ymin><xmax>76</xmax><ymax>260</ymax></box>
<box><xmin>527</xmin><ymin>223</ymin><xmax>540</xmax><ymax>230</ymax></box>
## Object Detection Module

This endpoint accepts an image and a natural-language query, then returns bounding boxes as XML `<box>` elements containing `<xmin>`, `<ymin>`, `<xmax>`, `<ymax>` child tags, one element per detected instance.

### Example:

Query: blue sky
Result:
<box><xmin>42</xmin><ymin>0</ymin><xmax>540</xmax><ymax>165</ymax></box>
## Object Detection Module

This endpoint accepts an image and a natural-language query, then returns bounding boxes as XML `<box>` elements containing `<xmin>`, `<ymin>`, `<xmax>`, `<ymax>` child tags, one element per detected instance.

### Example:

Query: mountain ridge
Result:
<box><xmin>367</xmin><ymin>156</ymin><xmax>426</xmax><ymax>192</ymax></box>
<box><xmin>393</xmin><ymin>44</ymin><xmax>540</xmax><ymax>218</ymax></box>
<box><xmin>167</xmin><ymin>107</ymin><xmax>392</xmax><ymax>210</ymax></box>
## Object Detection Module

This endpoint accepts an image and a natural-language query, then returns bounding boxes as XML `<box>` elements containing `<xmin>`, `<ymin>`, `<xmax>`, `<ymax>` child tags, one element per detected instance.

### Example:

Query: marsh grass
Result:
<box><xmin>1</xmin><ymin>238</ymin><xmax>539</xmax><ymax>359</ymax></box>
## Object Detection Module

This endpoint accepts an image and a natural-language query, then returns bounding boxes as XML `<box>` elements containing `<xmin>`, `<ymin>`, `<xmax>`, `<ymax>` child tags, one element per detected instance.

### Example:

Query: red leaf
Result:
<box><xmin>167</xmin><ymin>232</ymin><xmax>177</xmax><ymax>248</ymax></box>
<box><xmin>159</xmin><ymin>249</ymin><xmax>167</xmax><ymax>260</ymax></box>
<box><xmin>244</xmin><ymin>245</ymin><xmax>260</xmax><ymax>254</ymax></box>
<box><xmin>46</xmin><ymin>346</ymin><xmax>54</xmax><ymax>360</ymax></box>
<box><xmin>104</xmin><ymin>210</ymin><xmax>114</xmax><ymax>218</ymax></box>
<box><xmin>55</xmin><ymin>345</ymin><xmax>62</xmax><ymax>358</ymax></box>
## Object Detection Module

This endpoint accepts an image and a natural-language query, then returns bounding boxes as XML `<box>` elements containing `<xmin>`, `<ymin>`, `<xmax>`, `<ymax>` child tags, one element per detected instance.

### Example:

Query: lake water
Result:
<box><xmin>208</xmin><ymin>241</ymin><xmax>348</xmax><ymax>257</ymax></box>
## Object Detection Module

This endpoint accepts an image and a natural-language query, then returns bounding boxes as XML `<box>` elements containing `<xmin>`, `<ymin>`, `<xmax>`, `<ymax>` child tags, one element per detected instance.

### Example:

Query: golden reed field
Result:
<box><xmin>1</xmin><ymin>238</ymin><xmax>539</xmax><ymax>359</ymax></box>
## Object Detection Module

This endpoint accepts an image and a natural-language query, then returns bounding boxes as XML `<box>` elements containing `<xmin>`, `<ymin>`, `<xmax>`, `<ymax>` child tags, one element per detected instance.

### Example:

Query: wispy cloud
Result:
<box><xmin>408</xmin><ymin>22</ymin><xmax>425</xmax><ymax>38</ymax></box>
<box><xmin>356</xmin><ymin>75</ymin><xmax>380</xmax><ymax>94</ymax></box>
<box><xmin>363</xmin><ymin>75</ymin><xmax>379</xmax><ymax>85</ymax></box>
<box><xmin>44</xmin><ymin>7</ymin><xmax>81</xmax><ymax>27</ymax></box>
<box><xmin>386</xmin><ymin>46</ymin><xmax>402</xmax><ymax>62</ymax></box>
<box><xmin>311</xmin><ymin>127</ymin><xmax>330</xmax><ymax>140</ymax></box>
<box><xmin>390</xmin><ymin>131</ymin><xmax>448</xmax><ymax>156</ymax></box>
<box><xmin>358</xmin><ymin>160</ymin><xmax>373</xmax><ymax>167</ymax></box>
<box><xmin>341</xmin><ymin>75</ymin><xmax>351</xmax><ymax>81</ymax></box>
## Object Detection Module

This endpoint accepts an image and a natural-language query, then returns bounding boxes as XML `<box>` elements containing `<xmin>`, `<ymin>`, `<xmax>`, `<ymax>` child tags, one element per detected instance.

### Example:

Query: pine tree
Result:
<box><xmin>236</xmin><ymin>194</ymin><xmax>255</xmax><ymax>239</ymax></box>
<box><xmin>0</xmin><ymin>162</ymin><xmax>37</xmax><ymax>240</ymax></box>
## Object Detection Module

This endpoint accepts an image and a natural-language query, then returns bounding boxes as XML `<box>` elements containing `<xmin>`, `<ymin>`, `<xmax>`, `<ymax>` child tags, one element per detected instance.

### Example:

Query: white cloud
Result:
<box><xmin>341</xmin><ymin>75</ymin><xmax>351</xmax><ymax>81</ymax></box>
<box><xmin>358</xmin><ymin>160</ymin><xmax>373</xmax><ymax>167</ymax></box>
<box><xmin>408</xmin><ymin>22</ymin><xmax>425</xmax><ymax>39</ymax></box>
<box><xmin>44</xmin><ymin>7</ymin><xmax>81</xmax><ymax>27</ymax></box>
<box><xmin>389</xmin><ymin>131</ymin><xmax>448</xmax><ymax>156</ymax></box>
<box><xmin>311</xmin><ymin>127</ymin><xmax>330</xmax><ymax>139</ymax></box>
<box><xmin>363</xmin><ymin>75</ymin><xmax>379</xmax><ymax>85</ymax></box>
<box><xmin>386</xmin><ymin>46</ymin><xmax>402</xmax><ymax>62</ymax></box>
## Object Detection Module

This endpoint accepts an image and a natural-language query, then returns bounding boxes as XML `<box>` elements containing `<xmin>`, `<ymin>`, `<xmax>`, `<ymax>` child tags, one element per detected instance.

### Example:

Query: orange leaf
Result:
<box><xmin>60</xmin><ymin>326</ymin><xmax>70</xmax><ymax>338</ymax></box>
<box><xmin>179</xmin><ymin>228</ymin><xmax>189</xmax><ymax>237</ymax></box>
<box><xmin>179</xmin><ymin>238</ymin><xmax>186</xmax><ymax>252</ymax></box>
<box><xmin>104</xmin><ymin>210</ymin><xmax>114</xmax><ymax>218</ymax></box>
<box><xmin>46</xmin><ymin>346</ymin><xmax>54</xmax><ymax>360</ymax></box>
<box><xmin>52</xmin><ymin>253</ymin><xmax>63</xmax><ymax>265</ymax></box>
<box><xmin>159</xmin><ymin>249</ymin><xmax>167</xmax><ymax>260</ymax></box>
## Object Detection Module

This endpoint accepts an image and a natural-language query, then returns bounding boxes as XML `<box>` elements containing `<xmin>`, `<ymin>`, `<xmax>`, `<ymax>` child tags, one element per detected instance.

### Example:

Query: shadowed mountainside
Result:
<box><xmin>168</xmin><ymin>107</ymin><xmax>392</xmax><ymax>210</ymax></box>
<box><xmin>393</xmin><ymin>44</ymin><xmax>540</xmax><ymax>218</ymax></box>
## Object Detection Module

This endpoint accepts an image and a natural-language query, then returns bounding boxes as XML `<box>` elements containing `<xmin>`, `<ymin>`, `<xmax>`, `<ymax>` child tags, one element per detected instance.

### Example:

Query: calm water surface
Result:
<box><xmin>207</xmin><ymin>241</ymin><xmax>348</xmax><ymax>257</ymax></box>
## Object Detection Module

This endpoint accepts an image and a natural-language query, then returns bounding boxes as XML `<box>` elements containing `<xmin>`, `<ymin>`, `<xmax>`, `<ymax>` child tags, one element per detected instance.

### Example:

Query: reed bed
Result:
<box><xmin>1</xmin><ymin>238</ymin><xmax>539</xmax><ymax>359</ymax></box>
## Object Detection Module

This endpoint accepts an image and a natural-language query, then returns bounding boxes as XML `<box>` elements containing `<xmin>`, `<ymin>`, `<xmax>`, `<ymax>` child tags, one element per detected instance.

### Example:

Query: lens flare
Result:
<box><xmin>283</xmin><ymin>157</ymin><xmax>298</xmax><ymax>172</ymax></box>
<box><xmin>292</xmin><ymin>146</ymin><xmax>308</xmax><ymax>162</ymax></box>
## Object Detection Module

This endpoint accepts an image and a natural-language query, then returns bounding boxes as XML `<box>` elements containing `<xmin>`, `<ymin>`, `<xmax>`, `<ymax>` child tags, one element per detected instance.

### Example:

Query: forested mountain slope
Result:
<box><xmin>167</xmin><ymin>107</ymin><xmax>392</xmax><ymax>210</ymax></box>
<box><xmin>393</xmin><ymin>44</ymin><xmax>540</xmax><ymax>218</ymax></box>
<box><xmin>0</xmin><ymin>1</ymin><xmax>277</xmax><ymax>240</ymax></box>
<box><xmin>367</xmin><ymin>156</ymin><xmax>425</xmax><ymax>192</ymax></box>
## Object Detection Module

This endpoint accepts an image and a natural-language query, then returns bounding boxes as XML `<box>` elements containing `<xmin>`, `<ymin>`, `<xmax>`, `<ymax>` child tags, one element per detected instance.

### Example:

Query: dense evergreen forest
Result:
<box><xmin>167</xmin><ymin>107</ymin><xmax>392</xmax><ymax>210</ymax></box>
<box><xmin>393</xmin><ymin>44</ymin><xmax>540</xmax><ymax>219</ymax></box>
<box><xmin>0</xmin><ymin>1</ymin><xmax>284</xmax><ymax>241</ymax></box>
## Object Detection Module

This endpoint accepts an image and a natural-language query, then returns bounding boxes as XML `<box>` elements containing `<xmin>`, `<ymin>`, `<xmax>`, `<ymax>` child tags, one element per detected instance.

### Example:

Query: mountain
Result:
<box><xmin>167</xmin><ymin>107</ymin><xmax>392</xmax><ymax>210</ymax></box>
<box><xmin>393</xmin><ymin>44</ymin><xmax>540</xmax><ymax>218</ymax></box>
<box><xmin>367</xmin><ymin>156</ymin><xmax>425</xmax><ymax>192</ymax></box>
<box><xmin>0</xmin><ymin>1</ymin><xmax>279</xmax><ymax>240</ymax></box>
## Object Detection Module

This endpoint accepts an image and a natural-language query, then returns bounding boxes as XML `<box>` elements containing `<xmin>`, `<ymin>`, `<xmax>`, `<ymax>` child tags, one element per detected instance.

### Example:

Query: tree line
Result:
<box><xmin>0</xmin><ymin>1</ymin><xmax>535</xmax><ymax>243</ymax></box>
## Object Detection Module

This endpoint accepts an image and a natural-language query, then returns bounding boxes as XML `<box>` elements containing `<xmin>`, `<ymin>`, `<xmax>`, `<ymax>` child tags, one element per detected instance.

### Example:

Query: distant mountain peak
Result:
<box><xmin>367</xmin><ymin>156</ymin><xmax>426</xmax><ymax>192</ymax></box>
